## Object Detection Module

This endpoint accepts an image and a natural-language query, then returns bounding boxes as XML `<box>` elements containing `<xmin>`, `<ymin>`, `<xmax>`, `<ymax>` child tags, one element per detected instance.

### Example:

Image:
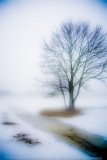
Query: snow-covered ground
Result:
<box><xmin>0</xmin><ymin>94</ymin><xmax>93</xmax><ymax>160</ymax></box>
<box><xmin>0</xmin><ymin>93</ymin><xmax>107</xmax><ymax>160</ymax></box>
<box><xmin>0</xmin><ymin>107</ymin><xmax>91</xmax><ymax>160</ymax></box>
<box><xmin>57</xmin><ymin>108</ymin><xmax>107</xmax><ymax>139</ymax></box>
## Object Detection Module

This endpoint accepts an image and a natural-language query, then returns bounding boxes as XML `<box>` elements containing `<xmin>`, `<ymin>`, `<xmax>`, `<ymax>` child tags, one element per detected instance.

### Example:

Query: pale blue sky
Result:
<box><xmin>0</xmin><ymin>0</ymin><xmax>107</xmax><ymax>93</ymax></box>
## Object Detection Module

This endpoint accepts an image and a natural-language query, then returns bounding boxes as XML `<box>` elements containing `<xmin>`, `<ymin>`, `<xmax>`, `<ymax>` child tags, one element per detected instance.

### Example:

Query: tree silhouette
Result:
<box><xmin>41</xmin><ymin>21</ymin><xmax>107</xmax><ymax>110</ymax></box>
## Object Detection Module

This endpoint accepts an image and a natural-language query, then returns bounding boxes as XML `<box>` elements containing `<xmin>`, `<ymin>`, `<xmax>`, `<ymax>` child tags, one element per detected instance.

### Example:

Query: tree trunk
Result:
<box><xmin>68</xmin><ymin>91</ymin><xmax>75</xmax><ymax>110</ymax></box>
<box><xmin>68</xmin><ymin>80</ymin><xmax>75</xmax><ymax>110</ymax></box>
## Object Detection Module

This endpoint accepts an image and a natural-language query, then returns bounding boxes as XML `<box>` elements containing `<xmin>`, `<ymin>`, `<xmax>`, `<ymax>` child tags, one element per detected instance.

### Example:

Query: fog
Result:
<box><xmin>0</xmin><ymin>0</ymin><xmax>107</xmax><ymax>94</ymax></box>
<box><xmin>0</xmin><ymin>2</ymin><xmax>107</xmax><ymax>159</ymax></box>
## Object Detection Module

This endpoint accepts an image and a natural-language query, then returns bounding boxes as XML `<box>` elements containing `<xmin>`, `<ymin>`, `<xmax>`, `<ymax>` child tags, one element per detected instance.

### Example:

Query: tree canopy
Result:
<box><xmin>40</xmin><ymin>21</ymin><xmax>107</xmax><ymax>110</ymax></box>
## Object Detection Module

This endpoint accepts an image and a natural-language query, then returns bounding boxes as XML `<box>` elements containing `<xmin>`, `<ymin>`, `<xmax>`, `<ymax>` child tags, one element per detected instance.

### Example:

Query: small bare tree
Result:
<box><xmin>40</xmin><ymin>21</ymin><xmax>107</xmax><ymax>110</ymax></box>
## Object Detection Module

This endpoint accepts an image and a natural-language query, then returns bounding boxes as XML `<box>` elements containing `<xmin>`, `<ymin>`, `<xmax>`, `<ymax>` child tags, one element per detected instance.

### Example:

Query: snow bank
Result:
<box><xmin>57</xmin><ymin>108</ymin><xmax>107</xmax><ymax>139</ymax></box>
<box><xmin>0</xmin><ymin>96</ymin><xmax>92</xmax><ymax>160</ymax></box>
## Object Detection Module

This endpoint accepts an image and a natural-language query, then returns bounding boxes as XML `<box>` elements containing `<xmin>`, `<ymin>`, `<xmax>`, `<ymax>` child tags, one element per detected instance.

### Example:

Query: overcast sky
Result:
<box><xmin>0</xmin><ymin>0</ymin><xmax>107</xmax><ymax>93</ymax></box>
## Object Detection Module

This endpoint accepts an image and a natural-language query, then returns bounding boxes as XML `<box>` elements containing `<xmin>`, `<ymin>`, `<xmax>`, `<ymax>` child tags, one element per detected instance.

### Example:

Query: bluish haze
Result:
<box><xmin>0</xmin><ymin>0</ymin><xmax>107</xmax><ymax>93</ymax></box>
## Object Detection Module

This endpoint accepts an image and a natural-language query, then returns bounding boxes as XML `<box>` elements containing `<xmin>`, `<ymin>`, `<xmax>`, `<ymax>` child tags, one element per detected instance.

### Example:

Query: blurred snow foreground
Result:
<box><xmin>0</xmin><ymin>94</ymin><xmax>107</xmax><ymax>160</ymax></box>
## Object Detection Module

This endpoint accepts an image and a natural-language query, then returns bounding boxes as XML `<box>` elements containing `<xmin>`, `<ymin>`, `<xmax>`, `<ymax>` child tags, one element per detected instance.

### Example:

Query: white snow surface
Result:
<box><xmin>0</xmin><ymin>94</ymin><xmax>93</xmax><ymax>160</ymax></box>
<box><xmin>57</xmin><ymin>108</ymin><xmax>107</xmax><ymax>139</ymax></box>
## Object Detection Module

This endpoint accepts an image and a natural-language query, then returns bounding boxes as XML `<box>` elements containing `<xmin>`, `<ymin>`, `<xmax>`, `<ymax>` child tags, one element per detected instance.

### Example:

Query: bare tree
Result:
<box><xmin>40</xmin><ymin>21</ymin><xmax>107</xmax><ymax>110</ymax></box>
